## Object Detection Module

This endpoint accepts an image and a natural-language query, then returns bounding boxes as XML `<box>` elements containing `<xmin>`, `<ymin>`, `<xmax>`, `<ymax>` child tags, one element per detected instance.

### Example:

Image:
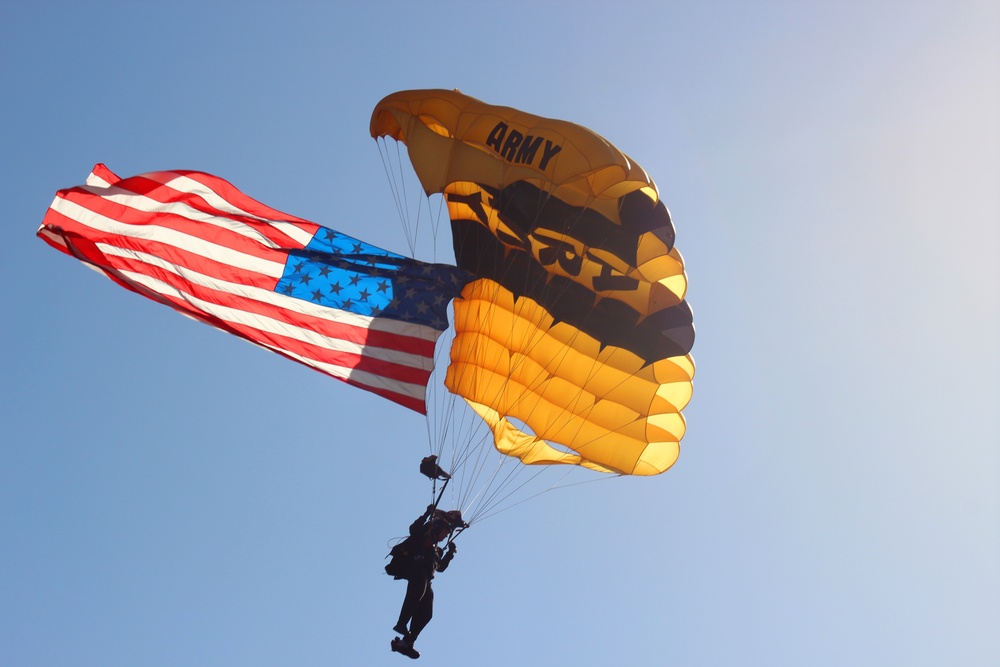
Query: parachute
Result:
<box><xmin>371</xmin><ymin>90</ymin><xmax>695</xmax><ymax>483</ymax></box>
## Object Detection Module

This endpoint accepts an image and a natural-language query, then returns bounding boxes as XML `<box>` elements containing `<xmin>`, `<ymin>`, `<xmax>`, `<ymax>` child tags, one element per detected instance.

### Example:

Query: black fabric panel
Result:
<box><xmin>451</xmin><ymin>218</ymin><xmax>694</xmax><ymax>362</ymax></box>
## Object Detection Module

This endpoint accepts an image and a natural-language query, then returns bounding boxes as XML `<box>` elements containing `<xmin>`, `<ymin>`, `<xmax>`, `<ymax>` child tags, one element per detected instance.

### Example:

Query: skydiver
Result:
<box><xmin>388</xmin><ymin>505</ymin><xmax>459</xmax><ymax>660</ymax></box>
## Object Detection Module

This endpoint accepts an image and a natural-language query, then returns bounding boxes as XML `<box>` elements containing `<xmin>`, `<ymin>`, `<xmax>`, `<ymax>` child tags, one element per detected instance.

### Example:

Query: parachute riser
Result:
<box><xmin>446</xmin><ymin>524</ymin><xmax>467</xmax><ymax>547</ymax></box>
<box><xmin>432</xmin><ymin>476</ymin><xmax>450</xmax><ymax>510</ymax></box>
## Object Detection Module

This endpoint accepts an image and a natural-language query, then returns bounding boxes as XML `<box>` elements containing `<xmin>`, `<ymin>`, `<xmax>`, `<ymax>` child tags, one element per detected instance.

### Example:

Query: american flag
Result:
<box><xmin>37</xmin><ymin>164</ymin><xmax>470</xmax><ymax>413</ymax></box>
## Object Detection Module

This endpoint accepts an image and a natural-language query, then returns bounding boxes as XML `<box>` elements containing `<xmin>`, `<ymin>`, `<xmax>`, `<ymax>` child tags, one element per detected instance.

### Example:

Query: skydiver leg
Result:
<box><xmin>407</xmin><ymin>584</ymin><xmax>434</xmax><ymax>643</ymax></box>
<box><xmin>395</xmin><ymin>577</ymin><xmax>428</xmax><ymax>637</ymax></box>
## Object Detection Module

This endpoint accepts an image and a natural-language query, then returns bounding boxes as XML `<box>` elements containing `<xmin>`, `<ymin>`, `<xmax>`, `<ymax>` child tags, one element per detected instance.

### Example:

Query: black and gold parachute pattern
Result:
<box><xmin>371</xmin><ymin>90</ymin><xmax>694</xmax><ymax>476</ymax></box>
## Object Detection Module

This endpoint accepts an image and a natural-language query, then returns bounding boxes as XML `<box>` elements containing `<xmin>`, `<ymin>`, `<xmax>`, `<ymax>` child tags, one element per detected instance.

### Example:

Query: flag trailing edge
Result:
<box><xmin>37</xmin><ymin>164</ymin><xmax>470</xmax><ymax>413</ymax></box>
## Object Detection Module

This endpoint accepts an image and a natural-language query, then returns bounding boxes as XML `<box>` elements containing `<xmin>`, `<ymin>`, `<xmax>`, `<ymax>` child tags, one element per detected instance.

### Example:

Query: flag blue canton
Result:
<box><xmin>275</xmin><ymin>226</ymin><xmax>469</xmax><ymax>330</ymax></box>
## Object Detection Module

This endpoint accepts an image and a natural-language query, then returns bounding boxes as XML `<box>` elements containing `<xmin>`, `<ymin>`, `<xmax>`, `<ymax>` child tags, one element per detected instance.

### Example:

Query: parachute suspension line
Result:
<box><xmin>376</xmin><ymin>138</ymin><xmax>415</xmax><ymax>255</ymax></box>
<box><xmin>432</xmin><ymin>285</ymin><xmax>513</xmax><ymax>516</ymax></box>
<box><xmin>422</xmin><ymin>258</ymin><xmax>496</xmax><ymax>516</ymax></box>
<box><xmin>426</xmin><ymin>360</ymin><xmax>449</xmax><ymax>504</ymax></box>
<box><xmin>418</xmin><ymin>189</ymin><xmax>489</xmax><ymax>513</ymax></box>
<box><xmin>423</xmin><ymin>191</ymin><xmax>456</xmax><ymax>484</ymax></box>
<box><xmin>444</xmin><ymin>424</ymin><xmax>515</xmax><ymax>523</ymax></box>
<box><xmin>431</xmin><ymin>191</ymin><xmax>446</xmax><ymax>264</ymax></box>
<box><xmin>461</xmin><ymin>452</ymin><xmax>551</xmax><ymax>524</ymax></box>
<box><xmin>457</xmin><ymin>413</ymin><xmax>626</xmax><ymax>525</ymax></box>
<box><xmin>469</xmin><ymin>467</ymin><xmax>618</xmax><ymax>525</ymax></box>
<box><xmin>378</xmin><ymin>136</ymin><xmax>444</xmax><ymax>260</ymax></box>
<box><xmin>432</xmin><ymin>354</ymin><xmax>478</xmax><ymax>511</ymax></box>
<box><xmin>455</xmin><ymin>417</ymin><xmax>505</xmax><ymax>511</ymax></box>
<box><xmin>467</xmin><ymin>462</ymin><xmax>578</xmax><ymax>525</ymax></box>
<box><xmin>394</xmin><ymin>140</ymin><xmax>419</xmax><ymax>257</ymax></box>
<box><xmin>435</xmin><ymin>371</ymin><xmax>492</xmax><ymax>512</ymax></box>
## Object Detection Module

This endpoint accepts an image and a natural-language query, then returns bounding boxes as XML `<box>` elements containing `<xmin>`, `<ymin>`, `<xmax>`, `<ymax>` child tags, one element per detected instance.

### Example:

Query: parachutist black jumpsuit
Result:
<box><xmin>395</xmin><ymin>514</ymin><xmax>455</xmax><ymax>644</ymax></box>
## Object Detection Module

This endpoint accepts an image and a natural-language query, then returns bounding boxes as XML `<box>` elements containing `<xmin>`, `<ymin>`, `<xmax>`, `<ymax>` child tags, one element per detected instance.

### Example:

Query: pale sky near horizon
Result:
<box><xmin>3</xmin><ymin>2</ymin><xmax>998</xmax><ymax>666</ymax></box>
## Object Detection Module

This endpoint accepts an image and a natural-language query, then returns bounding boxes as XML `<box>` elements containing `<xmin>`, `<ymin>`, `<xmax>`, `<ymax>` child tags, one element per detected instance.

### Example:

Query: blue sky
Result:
<box><xmin>2</xmin><ymin>2</ymin><xmax>998</xmax><ymax>665</ymax></box>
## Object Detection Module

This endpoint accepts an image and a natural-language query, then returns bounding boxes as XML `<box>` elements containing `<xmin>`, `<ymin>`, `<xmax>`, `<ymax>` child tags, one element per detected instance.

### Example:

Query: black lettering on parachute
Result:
<box><xmin>485</xmin><ymin>121</ymin><xmax>562</xmax><ymax>170</ymax></box>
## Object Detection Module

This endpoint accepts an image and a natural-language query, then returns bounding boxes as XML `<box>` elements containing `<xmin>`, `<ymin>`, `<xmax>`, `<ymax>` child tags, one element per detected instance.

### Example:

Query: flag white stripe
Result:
<box><xmin>85</xmin><ymin>171</ymin><xmax>112</xmax><ymax>188</ymax></box>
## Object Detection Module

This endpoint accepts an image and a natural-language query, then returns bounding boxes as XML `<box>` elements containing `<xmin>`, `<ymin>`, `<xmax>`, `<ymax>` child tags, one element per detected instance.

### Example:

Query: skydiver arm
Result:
<box><xmin>437</xmin><ymin>542</ymin><xmax>457</xmax><ymax>572</ymax></box>
<box><xmin>408</xmin><ymin>505</ymin><xmax>436</xmax><ymax>537</ymax></box>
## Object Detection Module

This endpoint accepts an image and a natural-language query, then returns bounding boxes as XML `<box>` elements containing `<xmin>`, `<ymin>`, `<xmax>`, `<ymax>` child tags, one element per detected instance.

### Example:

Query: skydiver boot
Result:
<box><xmin>391</xmin><ymin>637</ymin><xmax>420</xmax><ymax>659</ymax></box>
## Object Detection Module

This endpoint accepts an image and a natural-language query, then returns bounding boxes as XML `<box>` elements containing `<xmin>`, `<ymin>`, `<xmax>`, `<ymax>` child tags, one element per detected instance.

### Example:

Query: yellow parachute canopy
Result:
<box><xmin>372</xmin><ymin>89</ymin><xmax>695</xmax><ymax>476</ymax></box>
